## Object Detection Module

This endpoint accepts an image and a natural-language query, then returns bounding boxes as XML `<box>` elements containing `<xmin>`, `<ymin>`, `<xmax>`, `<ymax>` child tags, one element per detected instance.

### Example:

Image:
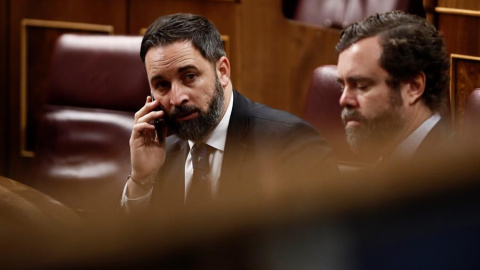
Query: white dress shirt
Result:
<box><xmin>121</xmin><ymin>93</ymin><xmax>233</xmax><ymax>212</ymax></box>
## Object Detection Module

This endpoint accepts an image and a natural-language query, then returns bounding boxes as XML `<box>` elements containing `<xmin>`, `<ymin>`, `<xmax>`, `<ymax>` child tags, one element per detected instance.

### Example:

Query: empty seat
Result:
<box><xmin>294</xmin><ymin>0</ymin><xmax>425</xmax><ymax>29</ymax></box>
<box><xmin>462</xmin><ymin>88</ymin><xmax>480</xmax><ymax>142</ymax></box>
<box><xmin>30</xmin><ymin>34</ymin><xmax>150</xmax><ymax>216</ymax></box>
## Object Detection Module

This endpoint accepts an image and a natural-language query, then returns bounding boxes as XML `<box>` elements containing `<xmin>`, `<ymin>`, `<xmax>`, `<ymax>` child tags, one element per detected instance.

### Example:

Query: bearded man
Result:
<box><xmin>122</xmin><ymin>13</ymin><xmax>336</xmax><ymax>213</ymax></box>
<box><xmin>336</xmin><ymin>11</ymin><xmax>452</xmax><ymax>163</ymax></box>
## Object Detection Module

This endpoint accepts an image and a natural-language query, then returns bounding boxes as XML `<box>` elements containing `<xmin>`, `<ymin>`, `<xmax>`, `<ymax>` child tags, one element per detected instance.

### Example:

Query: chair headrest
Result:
<box><xmin>304</xmin><ymin>65</ymin><xmax>342</xmax><ymax>130</ymax></box>
<box><xmin>48</xmin><ymin>34</ymin><xmax>150</xmax><ymax>112</ymax></box>
<box><xmin>466</xmin><ymin>89</ymin><xmax>480</xmax><ymax>113</ymax></box>
<box><xmin>294</xmin><ymin>0</ymin><xmax>424</xmax><ymax>29</ymax></box>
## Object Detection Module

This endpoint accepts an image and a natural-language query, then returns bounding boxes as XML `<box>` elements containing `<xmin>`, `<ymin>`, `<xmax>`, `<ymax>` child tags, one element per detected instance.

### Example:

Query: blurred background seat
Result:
<box><xmin>304</xmin><ymin>65</ymin><xmax>366</xmax><ymax>169</ymax></box>
<box><xmin>28</xmin><ymin>34</ymin><xmax>150</xmax><ymax>216</ymax></box>
<box><xmin>293</xmin><ymin>0</ymin><xmax>425</xmax><ymax>29</ymax></box>
<box><xmin>462</xmin><ymin>88</ymin><xmax>480</xmax><ymax>141</ymax></box>
<box><xmin>0</xmin><ymin>175</ymin><xmax>81</xmax><ymax>228</ymax></box>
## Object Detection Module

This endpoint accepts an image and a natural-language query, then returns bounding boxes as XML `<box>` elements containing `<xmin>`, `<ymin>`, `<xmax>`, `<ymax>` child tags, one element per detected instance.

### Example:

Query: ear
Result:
<box><xmin>216</xmin><ymin>56</ymin><xmax>230</xmax><ymax>88</ymax></box>
<box><xmin>404</xmin><ymin>72</ymin><xmax>426</xmax><ymax>105</ymax></box>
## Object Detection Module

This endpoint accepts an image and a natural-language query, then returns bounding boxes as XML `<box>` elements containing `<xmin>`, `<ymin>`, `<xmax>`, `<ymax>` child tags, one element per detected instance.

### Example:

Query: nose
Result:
<box><xmin>339</xmin><ymin>87</ymin><xmax>358</xmax><ymax>108</ymax></box>
<box><xmin>169</xmin><ymin>82</ymin><xmax>189</xmax><ymax>107</ymax></box>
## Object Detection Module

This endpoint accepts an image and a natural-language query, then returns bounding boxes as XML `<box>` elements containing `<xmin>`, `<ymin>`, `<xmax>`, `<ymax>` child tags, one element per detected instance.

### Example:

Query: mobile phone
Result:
<box><xmin>151</xmin><ymin>96</ymin><xmax>166</xmax><ymax>142</ymax></box>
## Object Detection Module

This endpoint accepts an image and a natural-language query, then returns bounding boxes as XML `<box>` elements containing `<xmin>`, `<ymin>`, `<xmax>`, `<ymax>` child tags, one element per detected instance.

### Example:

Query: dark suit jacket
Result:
<box><xmin>378</xmin><ymin>116</ymin><xmax>454</xmax><ymax>167</ymax></box>
<box><xmin>150</xmin><ymin>90</ymin><xmax>336</xmax><ymax>209</ymax></box>
<box><xmin>414</xmin><ymin>116</ymin><xmax>453</xmax><ymax>160</ymax></box>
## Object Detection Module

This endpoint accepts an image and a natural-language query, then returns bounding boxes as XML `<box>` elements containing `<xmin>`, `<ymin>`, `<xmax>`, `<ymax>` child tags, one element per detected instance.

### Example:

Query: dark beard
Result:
<box><xmin>341</xmin><ymin>92</ymin><xmax>405</xmax><ymax>157</ymax></box>
<box><xmin>167</xmin><ymin>76</ymin><xmax>224</xmax><ymax>142</ymax></box>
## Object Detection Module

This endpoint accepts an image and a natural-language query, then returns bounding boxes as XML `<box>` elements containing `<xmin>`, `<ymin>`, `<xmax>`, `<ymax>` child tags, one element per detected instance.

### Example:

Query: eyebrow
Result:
<box><xmin>150</xmin><ymin>65</ymin><xmax>200</xmax><ymax>83</ymax></box>
<box><xmin>178</xmin><ymin>65</ymin><xmax>199</xmax><ymax>73</ymax></box>
<box><xmin>338</xmin><ymin>76</ymin><xmax>375</xmax><ymax>84</ymax></box>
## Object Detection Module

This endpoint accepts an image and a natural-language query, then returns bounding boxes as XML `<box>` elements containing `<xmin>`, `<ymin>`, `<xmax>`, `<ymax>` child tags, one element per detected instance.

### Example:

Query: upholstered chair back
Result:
<box><xmin>31</xmin><ymin>34</ymin><xmax>150</xmax><ymax>215</ymax></box>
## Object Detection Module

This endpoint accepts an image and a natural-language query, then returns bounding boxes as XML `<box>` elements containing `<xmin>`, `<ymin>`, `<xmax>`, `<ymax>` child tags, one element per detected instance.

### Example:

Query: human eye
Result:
<box><xmin>155</xmin><ymin>80</ymin><xmax>171</xmax><ymax>91</ymax></box>
<box><xmin>356</xmin><ymin>80</ymin><xmax>372</xmax><ymax>91</ymax></box>
<box><xmin>357</xmin><ymin>84</ymin><xmax>368</xmax><ymax>90</ymax></box>
<box><xmin>184</xmin><ymin>73</ymin><xmax>196</xmax><ymax>83</ymax></box>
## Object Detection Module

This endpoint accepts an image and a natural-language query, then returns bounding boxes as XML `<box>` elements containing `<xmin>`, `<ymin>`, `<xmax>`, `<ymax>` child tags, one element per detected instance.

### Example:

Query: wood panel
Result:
<box><xmin>432</xmin><ymin>0</ymin><xmax>480</xmax><ymax>57</ymax></box>
<box><xmin>438</xmin><ymin>13</ymin><xmax>480</xmax><ymax>55</ymax></box>
<box><xmin>427</xmin><ymin>0</ymin><xmax>480</xmax><ymax>128</ymax></box>
<box><xmin>438</xmin><ymin>0</ymin><xmax>480</xmax><ymax>9</ymax></box>
<box><xmin>239</xmin><ymin>0</ymin><xmax>339</xmax><ymax>115</ymax></box>
<box><xmin>8</xmin><ymin>0</ymin><xmax>128</xmax><ymax>182</ymax></box>
<box><xmin>426</xmin><ymin>0</ymin><xmax>480</xmax><ymax>25</ymax></box>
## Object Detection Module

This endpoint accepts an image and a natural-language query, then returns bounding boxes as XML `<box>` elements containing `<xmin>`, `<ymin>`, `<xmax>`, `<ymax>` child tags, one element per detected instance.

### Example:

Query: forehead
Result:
<box><xmin>337</xmin><ymin>36</ymin><xmax>388</xmax><ymax>80</ymax></box>
<box><xmin>144</xmin><ymin>41</ymin><xmax>207</xmax><ymax>74</ymax></box>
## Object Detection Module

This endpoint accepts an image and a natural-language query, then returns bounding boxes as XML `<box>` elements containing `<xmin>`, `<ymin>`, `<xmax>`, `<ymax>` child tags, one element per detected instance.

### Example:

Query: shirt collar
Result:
<box><xmin>188</xmin><ymin>93</ymin><xmax>233</xmax><ymax>151</ymax></box>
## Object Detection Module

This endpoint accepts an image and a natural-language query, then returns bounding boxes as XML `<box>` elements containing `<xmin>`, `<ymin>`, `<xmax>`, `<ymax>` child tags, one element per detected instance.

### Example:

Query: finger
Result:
<box><xmin>137</xmin><ymin>110</ymin><xmax>164</xmax><ymax>126</ymax></box>
<box><xmin>131</xmin><ymin>122</ymin><xmax>156</xmax><ymax>140</ymax></box>
<box><xmin>134</xmin><ymin>97</ymin><xmax>161</xmax><ymax>123</ymax></box>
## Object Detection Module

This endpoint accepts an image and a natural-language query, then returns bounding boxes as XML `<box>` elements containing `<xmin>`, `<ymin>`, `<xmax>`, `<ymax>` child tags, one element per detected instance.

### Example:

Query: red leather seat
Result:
<box><xmin>294</xmin><ymin>0</ymin><xmax>425</xmax><ymax>29</ymax></box>
<box><xmin>303</xmin><ymin>65</ymin><xmax>359</xmax><ymax>163</ymax></box>
<box><xmin>30</xmin><ymin>34</ymin><xmax>150</xmax><ymax>216</ymax></box>
<box><xmin>462</xmin><ymin>88</ymin><xmax>480</xmax><ymax>141</ymax></box>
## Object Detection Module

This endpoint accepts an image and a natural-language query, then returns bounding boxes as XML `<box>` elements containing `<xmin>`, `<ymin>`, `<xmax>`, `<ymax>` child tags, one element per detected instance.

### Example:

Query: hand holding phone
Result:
<box><xmin>128</xmin><ymin>96</ymin><xmax>168</xmax><ymax>197</ymax></box>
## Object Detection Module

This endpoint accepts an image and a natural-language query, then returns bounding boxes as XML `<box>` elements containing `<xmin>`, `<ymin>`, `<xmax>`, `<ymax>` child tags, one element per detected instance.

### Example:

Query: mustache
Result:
<box><xmin>170</xmin><ymin>104</ymin><xmax>201</xmax><ymax>119</ymax></box>
<box><xmin>341</xmin><ymin>108</ymin><xmax>367</xmax><ymax>125</ymax></box>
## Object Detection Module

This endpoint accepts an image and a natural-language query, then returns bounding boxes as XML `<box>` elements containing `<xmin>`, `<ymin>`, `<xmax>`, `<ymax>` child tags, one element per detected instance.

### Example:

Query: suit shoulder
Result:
<box><xmin>231</xmin><ymin>90</ymin><xmax>325</xmax><ymax>140</ymax></box>
<box><xmin>247</xmin><ymin>100</ymin><xmax>314</xmax><ymax>130</ymax></box>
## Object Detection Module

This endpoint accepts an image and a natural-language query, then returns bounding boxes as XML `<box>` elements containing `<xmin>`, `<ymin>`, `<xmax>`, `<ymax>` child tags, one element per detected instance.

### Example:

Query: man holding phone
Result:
<box><xmin>122</xmin><ymin>13</ymin><xmax>336</xmax><ymax>213</ymax></box>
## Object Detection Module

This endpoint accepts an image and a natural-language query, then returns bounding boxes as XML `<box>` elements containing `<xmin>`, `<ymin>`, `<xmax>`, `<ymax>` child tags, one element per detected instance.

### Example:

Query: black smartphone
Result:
<box><xmin>151</xmin><ymin>96</ymin><xmax>166</xmax><ymax>142</ymax></box>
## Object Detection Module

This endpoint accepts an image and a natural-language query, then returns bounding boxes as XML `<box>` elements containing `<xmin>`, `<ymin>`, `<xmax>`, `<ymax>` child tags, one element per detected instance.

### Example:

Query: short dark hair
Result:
<box><xmin>336</xmin><ymin>11</ymin><xmax>450</xmax><ymax>111</ymax></box>
<box><xmin>140</xmin><ymin>13</ymin><xmax>226</xmax><ymax>65</ymax></box>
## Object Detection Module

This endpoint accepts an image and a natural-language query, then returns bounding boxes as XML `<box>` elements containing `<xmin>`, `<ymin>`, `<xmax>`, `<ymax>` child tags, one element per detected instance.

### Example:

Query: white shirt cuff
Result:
<box><xmin>120</xmin><ymin>182</ymin><xmax>153</xmax><ymax>214</ymax></box>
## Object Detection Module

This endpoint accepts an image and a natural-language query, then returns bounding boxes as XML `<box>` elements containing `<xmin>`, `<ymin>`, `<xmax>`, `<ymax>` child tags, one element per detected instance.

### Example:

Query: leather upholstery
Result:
<box><xmin>465</xmin><ymin>89</ymin><xmax>480</xmax><ymax>119</ymax></box>
<box><xmin>48</xmin><ymin>34</ymin><xmax>147</xmax><ymax>111</ymax></box>
<box><xmin>303</xmin><ymin>65</ymin><xmax>357</xmax><ymax>162</ymax></box>
<box><xmin>0</xmin><ymin>175</ymin><xmax>81</xmax><ymax>228</ymax></box>
<box><xmin>462</xmin><ymin>88</ymin><xmax>480</xmax><ymax>139</ymax></box>
<box><xmin>30</xmin><ymin>34</ymin><xmax>150</xmax><ymax>215</ymax></box>
<box><xmin>294</xmin><ymin>0</ymin><xmax>425</xmax><ymax>29</ymax></box>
